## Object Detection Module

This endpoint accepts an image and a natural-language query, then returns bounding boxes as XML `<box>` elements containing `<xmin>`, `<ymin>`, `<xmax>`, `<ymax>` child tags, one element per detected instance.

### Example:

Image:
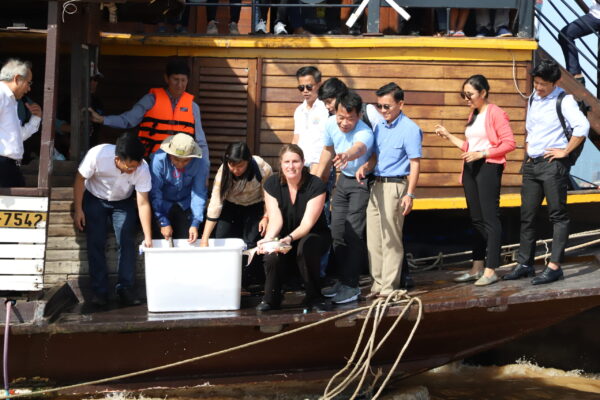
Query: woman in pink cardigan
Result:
<box><xmin>435</xmin><ymin>74</ymin><xmax>516</xmax><ymax>286</ymax></box>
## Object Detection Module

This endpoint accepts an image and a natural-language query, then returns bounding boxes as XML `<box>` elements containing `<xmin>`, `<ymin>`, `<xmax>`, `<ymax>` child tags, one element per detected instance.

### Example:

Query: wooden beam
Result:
<box><xmin>252</xmin><ymin>58</ymin><xmax>263</xmax><ymax>155</ymax></box>
<box><xmin>38</xmin><ymin>0</ymin><xmax>61</xmax><ymax>190</ymax></box>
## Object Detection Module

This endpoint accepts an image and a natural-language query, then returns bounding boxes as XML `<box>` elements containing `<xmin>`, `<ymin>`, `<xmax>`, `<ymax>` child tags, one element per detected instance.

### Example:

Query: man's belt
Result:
<box><xmin>527</xmin><ymin>156</ymin><xmax>548</xmax><ymax>164</ymax></box>
<box><xmin>374</xmin><ymin>176</ymin><xmax>407</xmax><ymax>183</ymax></box>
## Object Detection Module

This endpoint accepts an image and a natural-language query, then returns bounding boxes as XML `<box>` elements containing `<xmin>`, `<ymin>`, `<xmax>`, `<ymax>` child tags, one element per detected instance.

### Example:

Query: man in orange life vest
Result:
<box><xmin>89</xmin><ymin>59</ymin><xmax>209</xmax><ymax>166</ymax></box>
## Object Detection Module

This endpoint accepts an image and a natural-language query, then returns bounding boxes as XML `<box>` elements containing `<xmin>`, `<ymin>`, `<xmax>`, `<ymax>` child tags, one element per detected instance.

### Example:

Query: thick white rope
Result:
<box><xmin>321</xmin><ymin>291</ymin><xmax>423</xmax><ymax>400</ymax></box>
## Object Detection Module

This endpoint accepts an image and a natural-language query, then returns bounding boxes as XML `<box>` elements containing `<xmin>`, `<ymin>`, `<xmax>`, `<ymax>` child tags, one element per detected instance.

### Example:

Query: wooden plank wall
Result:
<box><xmin>259</xmin><ymin>59</ymin><xmax>531</xmax><ymax>197</ymax></box>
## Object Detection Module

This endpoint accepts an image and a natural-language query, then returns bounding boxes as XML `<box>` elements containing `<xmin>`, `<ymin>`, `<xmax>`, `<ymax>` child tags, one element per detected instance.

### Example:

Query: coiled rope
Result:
<box><xmin>0</xmin><ymin>291</ymin><xmax>422</xmax><ymax>400</ymax></box>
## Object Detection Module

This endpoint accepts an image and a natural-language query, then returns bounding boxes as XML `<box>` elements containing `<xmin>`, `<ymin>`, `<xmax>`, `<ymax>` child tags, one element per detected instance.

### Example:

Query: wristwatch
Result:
<box><xmin>406</xmin><ymin>193</ymin><xmax>416</xmax><ymax>199</ymax></box>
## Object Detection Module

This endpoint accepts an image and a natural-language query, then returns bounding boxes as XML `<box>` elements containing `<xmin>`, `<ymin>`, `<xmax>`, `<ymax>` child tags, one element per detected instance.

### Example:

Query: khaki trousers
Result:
<box><xmin>366</xmin><ymin>180</ymin><xmax>407</xmax><ymax>295</ymax></box>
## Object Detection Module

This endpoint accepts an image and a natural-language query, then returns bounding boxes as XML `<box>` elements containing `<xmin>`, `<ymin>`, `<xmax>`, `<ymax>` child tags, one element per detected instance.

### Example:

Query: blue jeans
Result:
<box><xmin>83</xmin><ymin>191</ymin><xmax>138</xmax><ymax>295</ymax></box>
<box><xmin>559</xmin><ymin>13</ymin><xmax>600</xmax><ymax>75</ymax></box>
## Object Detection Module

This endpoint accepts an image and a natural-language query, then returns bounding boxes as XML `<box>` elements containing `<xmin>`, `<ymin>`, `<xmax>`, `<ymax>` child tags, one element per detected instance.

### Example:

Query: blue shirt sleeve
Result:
<box><xmin>189</xmin><ymin>159</ymin><xmax>209</xmax><ymax>228</ymax></box>
<box><xmin>192</xmin><ymin>102</ymin><xmax>210</xmax><ymax>168</ymax></box>
<box><xmin>149</xmin><ymin>153</ymin><xmax>171</xmax><ymax>227</ymax></box>
<box><xmin>405</xmin><ymin>124</ymin><xmax>423</xmax><ymax>159</ymax></box>
<box><xmin>355</xmin><ymin>126</ymin><xmax>374</xmax><ymax>150</ymax></box>
<box><xmin>323</xmin><ymin>117</ymin><xmax>335</xmax><ymax>146</ymax></box>
<box><xmin>103</xmin><ymin>93</ymin><xmax>155</xmax><ymax>129</ymax></box>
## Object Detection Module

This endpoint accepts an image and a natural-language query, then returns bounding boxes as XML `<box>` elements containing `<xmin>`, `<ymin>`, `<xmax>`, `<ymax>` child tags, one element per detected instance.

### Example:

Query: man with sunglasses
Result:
<box><xmin>0</xmin><ymin>58</ymin><xmax>42</xmax><ymax>187</ymax></box>
<box><xmin>356</xmin><ymin>82</ymin><xmax>422</xmax><ymax>298</ymax></box>
<box><xmin>315</xmin><ymin>90</ymin><xmax>374</xmax><ymax>304</ymax></box>
<box><xmin>292</xmin><ymin>66</ymin><xmax>329</xmax><ymax>175</ymax></box>
<box><xmin>74</xmin><ymin>132</ymin><xmax>153</xmax><ymax>307</ymax></box>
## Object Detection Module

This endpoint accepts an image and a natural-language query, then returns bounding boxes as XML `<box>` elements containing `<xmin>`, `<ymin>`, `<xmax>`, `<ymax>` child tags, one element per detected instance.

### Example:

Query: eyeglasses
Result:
<box><xmin>460</xmin><ymin>92</ymin><xmax>474</xmax><ymax>100</ymax></box>
<box><xmin>297</xmin><ymin>84</ymin><xmax>314</xmax><ymax>92</ymax></box>
<box><xmin>19</xmin><ymin>76</ymin><xmax>32</xmax><ymax>86</ymax></box>
<box><xmin>116</xmin><ymin>158</ymin><xmax>138</xmax><ymax>172</ymax></box>
<box><xmin>375</xmin><ymin>104</ymin><xmax>392</xmax><ymax>110</ymax></box>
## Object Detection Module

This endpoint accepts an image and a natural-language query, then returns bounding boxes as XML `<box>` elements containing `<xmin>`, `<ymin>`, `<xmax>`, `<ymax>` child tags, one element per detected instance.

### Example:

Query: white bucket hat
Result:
<box><xmin>160</xmin><ymin>133</ymin><xmax>202</xmax><ymax>158</ymax></box>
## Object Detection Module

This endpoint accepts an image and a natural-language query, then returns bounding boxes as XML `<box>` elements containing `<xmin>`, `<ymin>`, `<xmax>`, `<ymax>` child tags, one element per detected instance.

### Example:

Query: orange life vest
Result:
<box><xmin>138</xmin><ymin>88</ymin><xmax>195</xmax><ymax>157</ymax></box>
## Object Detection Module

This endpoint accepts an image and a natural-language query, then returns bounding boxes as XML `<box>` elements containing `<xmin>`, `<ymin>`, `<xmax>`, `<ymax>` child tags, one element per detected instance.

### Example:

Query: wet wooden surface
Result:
<box><xmin>8</xmin><ymin>252</ymin><xmax>599</xmax><ymax>335</ymax></box>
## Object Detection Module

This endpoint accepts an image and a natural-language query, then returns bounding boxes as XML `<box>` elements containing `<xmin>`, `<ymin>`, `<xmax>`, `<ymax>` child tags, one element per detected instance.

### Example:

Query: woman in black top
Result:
<box><xmin>256</xmin><ymin>144</ymin><xmax>331</xmax><ymax>312</ymax></box>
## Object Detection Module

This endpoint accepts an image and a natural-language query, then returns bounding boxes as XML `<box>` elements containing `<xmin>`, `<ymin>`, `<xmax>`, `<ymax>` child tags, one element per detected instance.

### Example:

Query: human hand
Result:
<box><xmin>74</xmin><ymin>209</ymin><xmax>85</xmax><ymax>231</ymax></box>
<box><xmin>461</xmin><ymin>151</ymin><xmax>484</xmax><ymax>163</ymax></box>
<box><xmin>161</xmin><ymin>225</ymin><xmax>173</xmax><ymax>240</ymax></box>
<box><xmin>256</xmin><ymin>237</ymin><xmax>273</xmax><ymax>254</ymax></box>
<box><xmin>25</xmin><ymin>102</ymin><xmax>42</xmax><ymax>118</ymax></box>
<box><xmin>401</xmin><ymin>195</ymin><xmax>413</xmax><ymax>216</ymax></box>
<box><xmin>434</xmin><ymin>124</ymin><xmax>450</xmax><ymax>139</ymax></box>
<box><xmin>88</xmin><ymin>107</ymin><xmax>104</xmax><ymax>124</ymax></box>
<box><xmin>543</xmin><ymin>148</ymin><xmax>568</xmax><ymax>162</ymax></box>
<box><xmin>258</xmin><ymin>217</ymin><xmax>268</xmax><ymax>236</ymax></box>
<box><xmin>355</xmin><ymin>165</ymin><xmax>368</xmax><ymax>184</ymax></box>
<box><xmin>144</xmin><ymin>235</ymin><xmax>153</xmax><ymax>248</ymax></box>
<box><xmin>332</xmin><ymin>152</ymin><xmax>349</xmax><ymax>170</ymax></box>
<box><xmin>188</xmin><ymin>226</ymin><xmax>198</xmax><ymax>243</ymax></box>
<box><xmin>199</xmin><ymin>238</ymin><xmax>209</xmax><ymax>247</ymax></box>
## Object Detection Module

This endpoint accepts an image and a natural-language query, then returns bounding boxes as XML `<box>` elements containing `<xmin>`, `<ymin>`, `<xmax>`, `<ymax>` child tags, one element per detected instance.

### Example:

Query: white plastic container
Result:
<box><xmin>142</xmin><ymin>238</ymin><xmax>246</xmax><ymax>312</ymax></box>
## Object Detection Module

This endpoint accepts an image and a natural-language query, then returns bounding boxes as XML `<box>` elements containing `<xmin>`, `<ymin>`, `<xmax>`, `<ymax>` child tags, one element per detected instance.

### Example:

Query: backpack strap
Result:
<box><xmin>555</xmin><ymin>91</ymin><xmax>571</xmax><ymax>140</ymax></box>
<box><xmin>361</xmin><ymin>104</ymin><xmax>373</xmax><ymax>129</ymax></box>
<box><xmin>251</xmin><ymin>158</ymin><xmax>262</xmax><ymax>183</ymax></box>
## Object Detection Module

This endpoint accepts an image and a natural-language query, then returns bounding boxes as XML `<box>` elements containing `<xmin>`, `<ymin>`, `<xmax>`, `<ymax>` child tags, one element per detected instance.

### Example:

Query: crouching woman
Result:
<box><xmin>256</xmin><ymin>144</ymin><xmax>331</xmax><ymax>312</ymax></box>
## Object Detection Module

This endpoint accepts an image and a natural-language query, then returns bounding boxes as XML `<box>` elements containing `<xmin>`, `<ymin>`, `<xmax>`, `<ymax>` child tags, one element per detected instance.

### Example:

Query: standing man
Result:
<box><xmin>150</xmin><ymin>133</ymin><xmax>208</xmax><ymax>243</ymax></box>
<box><xmin>315</xmin><ymin>91</ymin><xmax>374</xmax><ymax>304</ymax></box>
<box><xmin>293</xmin><ymin>66</ymin><xmax>329</xmax><ymax>175</ymax></box>
<box><xmin>356</xmin><ymin>83</ymin><xmax>422</xmax><ymax>297</ymax></box>
<box><xmin>73</xmin><ymin>132</ymin><xmax>153</xmax><ymax>307</ymax></box>
<box><xmin>0</xmin><ymin>58</ymin><xmax>42</xmax><ymax>187</ymax></box>
<box><xmin>503</xmin><ymin>59</ymin><xmax>589</xmax><ymax>285</ymax></box>
<box><xmin>89</xmin><ymin>59</ymin><xmax>209</xmax><ymax>166</ymax></box>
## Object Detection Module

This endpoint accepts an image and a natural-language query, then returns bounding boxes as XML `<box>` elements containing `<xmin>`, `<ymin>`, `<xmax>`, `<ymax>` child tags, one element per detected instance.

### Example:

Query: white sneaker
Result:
<box><xmin>255</xmin><ymin>19</ymin><xmax>267</xmax><ymax>34</ymax></box>
<box><xmin>228</xmin><ymin>21</ymin><xmax>239</xmax><ymax>34</ymax></box>
<box><xmin>206</xmin><ymin>20</ymin><xmax>218</xmax><ymax>35</ymax></box>
<box><xmin>274</xmin><ymin>21</ymin><xmax>288</xmax><ymax>35</ymax></box>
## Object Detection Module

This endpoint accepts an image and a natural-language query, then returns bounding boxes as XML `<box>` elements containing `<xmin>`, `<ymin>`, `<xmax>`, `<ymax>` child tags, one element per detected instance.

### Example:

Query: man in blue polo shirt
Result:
<box><xmin>315</xmin><ymin>90</ymin><xmax>374</xmax><ymax>304</ymax></box>
<box><xmin>356</xmin><ymin>82</ymin><xmax>422</xmax><ymax>297</ymax></box>
<box><xmin>503</xmin><ymin>59</ymin><xmax>589</xmax><ymax>285</ymax></box>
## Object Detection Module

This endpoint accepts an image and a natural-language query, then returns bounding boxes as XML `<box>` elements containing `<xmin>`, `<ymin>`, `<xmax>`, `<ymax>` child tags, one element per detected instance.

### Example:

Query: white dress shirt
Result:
<box><xmin>0</xmin><ymin>82</ymin><xmax>41</xmax><ymax>160</ymax></box>
<box><xmin>294</xmin><ymin>98</ymin><xmax>329</xmax><ymax>166</ymax></box>
<box><xmin>526</xmin><ymin>87</ymin><xmax>590</xmax><ymax>158</ymax></box>
<box><xmin>78</xmin><ymin>144</ymin><xmax>152</xmax><ymax>202</ymax></box>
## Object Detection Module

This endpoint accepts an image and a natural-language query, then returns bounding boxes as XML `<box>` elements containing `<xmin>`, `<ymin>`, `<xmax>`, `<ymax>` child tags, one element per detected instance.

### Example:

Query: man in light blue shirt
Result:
<box><xmin>504</xmin><ymin>59</ymin><xmax>589</xmax><ymax>285</ymax></box>
<box><xmin>150</xmin><ymin>134</ymin><xmax>208</xmax><ymax>244</ymax></box>
<box><xmin>356</xmin><ymin>82</ymin><xmax>422</xmax><ymax>297</ymax></box>
<box><xmin>315</xmin><ymin>90</ymin><xmax>374</xmax><ymax>304</ymax></box>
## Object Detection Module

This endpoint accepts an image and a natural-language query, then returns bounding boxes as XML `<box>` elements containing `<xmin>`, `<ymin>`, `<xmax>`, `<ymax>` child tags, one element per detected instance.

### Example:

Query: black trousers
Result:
<box><xmin>331</xmin><ymin>174</ymin><xmax>371</xmax><ymax>288</ymax></box>
<box><xmin>216</xmin><ymin>201</ymin><xmax>264</xmax><ymax>284</ymax></box>
<box><xmin>462</xmin><ymin>160</ymin><xmax>504</xmax><ymax>269</ymax></box>
<box><xmin>0</xmin><ymin>156</ymin><xmax>25</xmax><ymax>188</ymax></box>
<box><xmin>518</xmin><ymin>158</ymin><xmax>570</xmax><ymax>266</ymax></box>
<box><xmin>263</xmin><ymin>230</ymin><xmax>332</xmax><ymax>305</ymax></box>
<box><xmin>151</xmin><ymin>203</ymin><xmax>193</xmax><ymax>240</ymax></box>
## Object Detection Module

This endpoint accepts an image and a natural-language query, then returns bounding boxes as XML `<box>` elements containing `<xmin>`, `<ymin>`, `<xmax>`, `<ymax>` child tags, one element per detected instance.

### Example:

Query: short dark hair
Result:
<box><xmin>531</xmin><ymin>59</ymin><xmax>561</xmax><ymax>83</ymax></box>
<box><xmin>166</xmin><ymin>59</ymin><xmax>190</xmax><ymax>77</ymax></box>
<box><xmin>115</xmin><ymin>132</ymin><xmax>145</xmax><ymax>162</ymax></box>
<box><xmin>318</xmin><ymin>77</ymin><xmax>348</xmax><ymax>101</ymax></box>
<box><xmin>375</xmin><ymin>82</ymin><xmax>404</xmax><ymax>102</ymax></box>
<box><xmin>296</xmin><ymin>66</ymin><xmax>321</xmax><ymax>83</ymax></box>
<box><xmin>335</xmin><ymin>90</ymin><xmax>362</xmax><ymax>115</ymax></box>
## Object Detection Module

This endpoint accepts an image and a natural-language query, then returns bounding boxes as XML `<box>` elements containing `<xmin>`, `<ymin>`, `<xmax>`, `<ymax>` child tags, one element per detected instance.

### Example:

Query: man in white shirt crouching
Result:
<box><xmin>73</xmin><ymin>132</ymin><xmax>153</xmax><ymax>307</ymax></box>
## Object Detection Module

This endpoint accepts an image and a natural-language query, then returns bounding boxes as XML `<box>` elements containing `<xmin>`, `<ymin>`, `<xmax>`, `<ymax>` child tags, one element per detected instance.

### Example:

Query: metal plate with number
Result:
<box><xmin>0</xmin><ymin>211</ymin><xmax>47</xmax><ymax>228</ymax></box>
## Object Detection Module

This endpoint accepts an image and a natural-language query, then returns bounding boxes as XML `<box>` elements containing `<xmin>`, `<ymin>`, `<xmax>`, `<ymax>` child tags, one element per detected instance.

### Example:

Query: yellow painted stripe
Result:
<box><xmin>413</xmin><ymin>192</ymin><xmax>600</xmax><ymax>210</ymax></box>
<box><xmin>99</xmin><ymin>33</ymin><xmax>538</xmax><ymax>50</ymax></box>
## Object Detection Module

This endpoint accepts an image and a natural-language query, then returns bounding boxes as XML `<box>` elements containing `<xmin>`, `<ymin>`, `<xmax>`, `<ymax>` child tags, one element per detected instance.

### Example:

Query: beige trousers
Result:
<box><xmin>366</xmin><ymin>180</ymin><xmax>407</xmax><ymax>295</ymax></box>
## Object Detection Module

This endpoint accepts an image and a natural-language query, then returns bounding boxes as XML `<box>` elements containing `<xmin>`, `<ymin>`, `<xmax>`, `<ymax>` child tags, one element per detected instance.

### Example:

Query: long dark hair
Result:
<box><xmin>463</xmin><ymin>74</ymin><xmax>490</xmax><ymax>127</ymax></box>
<box><xmin>278</xmin><ymin>144</ymin><xmax>309</xmax><ymax>187</ymax></box>
<box><xmin>220</xmin><ymin>142</ymin><xmax>257</xmax><ymax>200</ymax></box>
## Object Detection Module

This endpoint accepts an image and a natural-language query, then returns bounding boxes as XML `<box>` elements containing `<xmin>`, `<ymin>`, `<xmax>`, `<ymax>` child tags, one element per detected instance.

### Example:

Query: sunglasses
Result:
<box><xmin>297</xmin><ymin>84</ymin><xmax>314</xmax><ymax>92</ymax></box>
<box><xmin>375</xmin><ymin>103</ymin><xmax>392</xmax><ymax>110</ymax></box>
<box><xmin>460</xmin><ymin>92</ymin><xmax>475</xmax><ymax>100</ymax></box>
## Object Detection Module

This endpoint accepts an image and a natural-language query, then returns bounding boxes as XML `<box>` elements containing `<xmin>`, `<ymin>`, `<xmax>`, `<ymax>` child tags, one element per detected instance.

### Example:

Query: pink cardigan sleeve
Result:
<box><xmin>486</xmin><ymin>104</ymin><xmax>516</xmax><ymax>159</ymax></box>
